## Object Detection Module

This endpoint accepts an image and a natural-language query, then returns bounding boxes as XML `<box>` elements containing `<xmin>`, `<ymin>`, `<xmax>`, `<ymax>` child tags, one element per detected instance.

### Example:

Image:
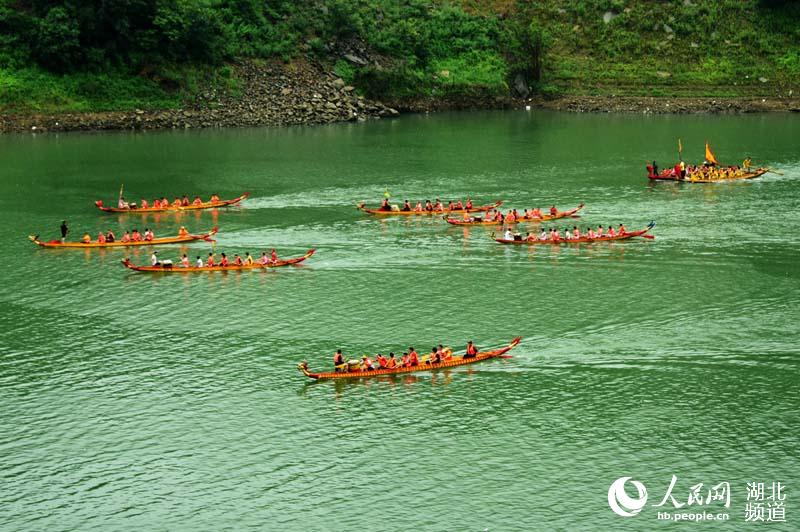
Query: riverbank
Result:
<box><xmin>2</xmin><ymin>60</ymin><xmax>798</xmax><ymax>134</ymax></box>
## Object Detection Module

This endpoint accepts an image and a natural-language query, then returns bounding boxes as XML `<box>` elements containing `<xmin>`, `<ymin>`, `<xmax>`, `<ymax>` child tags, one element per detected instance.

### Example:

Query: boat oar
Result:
<box><xmin>766</xmin><ymin>167</ymin><xmax>784</xmax><ymax>176</ymax></box>
<box><xmin>642</xmin><ymin>234</ymin><xmax>655</xmax><ymax>239</ymax></box>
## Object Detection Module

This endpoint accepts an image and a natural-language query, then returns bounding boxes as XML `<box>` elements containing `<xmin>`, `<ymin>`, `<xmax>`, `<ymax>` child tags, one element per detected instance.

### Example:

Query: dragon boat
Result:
<box><xmin>298</xmin><ymin>336</ymin><xmax>521</xmax><ymax>380</ymax></box>
<box><xmin>29</xmin><ymin>227</ymin><xmax>218</xmax><ymax>248</ymax></box>
<box><xmin>121</xmin><ymin>249</ymin><xmax>315</xmax><ymax>272</ymax></box>
<box><xmin>95</xmin><ymin>192</ymin><xmax>249</xmax><ymax>213</ymax></box>
<box><xmin>647</xmin><ymin>167</ymin><xmax>767</xmax><ymax>183</ymax></box>
<box><xmin>357</xmin><ymin>200</ymin><xmax>502</xmax><ymax>216</ymax></box>
<box><xmin>444</xmin><ymin>203</ymin><xmax>584</xmax><ymax>226</ymax></box>
<box><xmin>494</xmin><ymin>222</ymin><xmax>655</xmax><ymax>245</ymax></box>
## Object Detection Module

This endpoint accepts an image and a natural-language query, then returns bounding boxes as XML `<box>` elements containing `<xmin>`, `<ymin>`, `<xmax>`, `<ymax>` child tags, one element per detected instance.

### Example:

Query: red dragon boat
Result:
<box><xmin>29</xmin><ymin>227</ymin><xmax>218</xmax><ymax>248</ymax></box>
<box><xmin>357</xmin><ymin>200</ymin><xmax>502</xmax><ymax>216</ymax></box>
<box><xmin>95</xmin><ymin>193</ymin><xmax>249</xmax><ymax>213</ymax></box>
<box><xmin>647</xmin><ymin>141</ymin><xmax>769</xmax><ymax>183</ymax></box>
<box><xmin>298</xmin><ymin>336</ymin><xmax>521</xmax><ymax>380</ymax></box>
<box><xmin>495</xmin><ymin>222</ymin><xmax>655</xmax><ymax>245</ymax></box>
<box><xmin>445</xmin><ymin>203</ymin><xmax>584</xmax><ymax>226</ymax></box>
<box><xmin>121</xmin><ymin>249</ymin><xmax>315</xmax><ymax>272</ymax></box>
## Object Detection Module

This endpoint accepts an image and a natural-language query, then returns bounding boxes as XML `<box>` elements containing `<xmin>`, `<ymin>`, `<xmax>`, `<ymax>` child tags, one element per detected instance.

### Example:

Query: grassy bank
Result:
<box><xmin>1</xmin><ymin>0</ymin><xmax>798</xmax><ymax>115</ymax></box>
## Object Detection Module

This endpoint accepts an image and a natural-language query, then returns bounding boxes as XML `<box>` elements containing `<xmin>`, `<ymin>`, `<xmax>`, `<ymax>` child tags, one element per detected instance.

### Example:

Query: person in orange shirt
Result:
<box><xmin>178</xmin><ymin>226</ymin><xmax>189</xmax><ymax>237</ymax></box>
<box><xmin>408</xmin><ymin>347</ymin><xmax>419</xmax><ymax>366</ymax></box>
<box><xmin>131</xmin><ymin>229</ymin><xmax>142</xmax><ymax>242</ymax></box>
<box><xmin>219</xmin><ymin>253</ymin><xmax>229</xmax><ymax>267</ymax></box>
<box><xmin>464</xmin><ymin>341</ymin><xmax>478</xmax><ymax>359</ymax></box>
<box><xmin>81</xmin><ymin>233</ymin><xmax>91</xmax><ymax>244</ymax></box>
<box><xmin>550</xmin><ymin>205</ymin><xmax>558</xmax><ymax>216</ymax></box>
<box><xmin>206</xmin><ymin>252</ymin><xmax>215</xmax><ymax>267</ymax></box>
<box><xmin>376</xmin><ymin>354</ymin><xmax>389</xmax><ymax>368</ymax></box>
<box><xmin>210</xmin><ymin>194</ymin><xmax>220</xmax><ymax>202</ymax></box>
<box><xmin>387</xmin><ymin>353</ymin><xmax>398</xmax><ymax>369</ymax></box>
<box><xmin>233</xmin><ymin>254</ymin><xmax>243</xmax><ymax>266</ymax></box>
<box><xmin>192</xmin><ymin>196</ymin><xmax>203</xmax><ymax>205</ymax></box>
<box><xmin>97</xmin><ymin>232</ymin><xmax>106</xmax><ymax>244</ymax></box>
<box><xmin>120</xmin><ymin>231</ymin><xmax>131</xmax><ymax>243</ymax></box>
<box><xmin>270</xmin><ymin>249</ymin><xmax>278</xmax><ymax>263</ymax></box>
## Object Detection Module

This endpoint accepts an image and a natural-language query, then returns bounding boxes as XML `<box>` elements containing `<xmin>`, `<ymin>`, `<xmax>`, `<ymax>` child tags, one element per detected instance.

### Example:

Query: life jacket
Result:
<box><xmin>193</xmin><ymin>198</ymin><xmax>203</xmax><ymax>205</ymax></box>
<box><xmin>220</xmin><ymin>257</ymin><xmax>229</xmax><ymax>266</ymax></box>
<box><xmin>387</xmin><ymin>357</ymin><xmax>397</xmax><ymax>368</ymax></box>
<box><xmin>573</xmin><ymin>228</ymin><xmax>580</xmax><ymax>238</ymax></box>
<box><xmin>173</xmin><ymin>199</ymin><xmax>182</xmax><ymax>207</ymax></box>
<box><xmin>466</xmin><ymin>200</ymin><xmax>473</xmax><ymax>209</ymax></box>
<box><xmin>144</xmin><ymin>232</ymin><xmax>153</xmax><ymax>241</ymax></box>
<box><xmin>550</xmin><ymin>206</ymin><xmax>557</xmax><ymax>215</ymax></box>
<box><xmin>182</xmin><ymin>198</ymin><xmax>190</xmax><ymax>206</ymax></box>
<box><xmin>131</xmin><ymin>232</ymin><xmax>142</xmax><ymax>241</ymax></box>
<box><xmin>271</xmin><ymin>251</ymin><xmax>278</xmax><ymax>262</ymax></box>
<box><xmin>234</xmin><ymin>256</ymin><xmax>243</xmax><ymax>265</ymax></box>
<box><xmin>414</xmin><ymin>203</ymin><xmax>423</xmax><ymax>212</ymax></box>
<box><xmin>121</xmin><ymin>233</ymin><xmax>131</xmax><ymax>242</ymax></box>
<box><xmin>377</xmin><ymin>356</ymin><xmax>388</xmax><ymax>368</ymax></box>
<box><xmin>178</xmin><ymin>228</ymin><xmax>189</xmax><ymax>237</ymax></box>
<box><xmin>401</xmin><ymin>355</ymin><xmax>409</xmax><ymax>366</ymax></box>
<box><xmin>596</xmin><ymin>227</ymin><xmax>604</xmax><ymax>237</ymax></box>
<box><xmin>608</xmin><ymin>228</ymin><xmax>616</xmax><ymax>237</ymax></box>
<box><xmin>181</xmin><ymin>257</ymin><xmax>190</xmax><ymax>267</ymax></box>
<box><xmin>466</xmin><ymin>344</ymin><xmax>477</xmax><ymax>355</ymax></box>
<box><xmin>455</xmin><ymin>201</ymin><xmax>463</xmax><ymax>209</ymax></box>
<box><xmin>207</xmin><ymin>257</ymin><xmax>215</xmax><ymax>267</ymax></box>
<box><xmin>210</xmin><ymin>195</ymin><xmax>219</xmax><ymax>202</ymax></box>
<box><xmin>409</xmin><ymin>351</ymin><xmax>419</xmax><ymax>365</ymax></box>
<box><xmin>619</xmin><ymin>225</ymin><xmax>626</xmax><ymax>234</ymax></box>
<box><xmin>334</xmin><ymin>353</ymin><xmax>344</xmax><ymax>365</ymax></box>
<box><xmin>97</xmin><ymin>234</ymin><xmax>106</xmax><ymax>243</ymax></box>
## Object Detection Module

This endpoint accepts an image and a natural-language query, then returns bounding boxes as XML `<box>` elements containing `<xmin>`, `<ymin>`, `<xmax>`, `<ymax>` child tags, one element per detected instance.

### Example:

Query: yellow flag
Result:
<box><xmin>705</xmin><ymin>141</ymin><xmax>719</xmax><ymax>165</ymax></box>
<box><xmin>384</xmin><ymin>189</ymin><xmax>391</xmax><ymax>198</ymax></box>
<box><xmin>678</xmin><ymin>138</ymin><xmax>682</xmax><ymax>156</ymax></box>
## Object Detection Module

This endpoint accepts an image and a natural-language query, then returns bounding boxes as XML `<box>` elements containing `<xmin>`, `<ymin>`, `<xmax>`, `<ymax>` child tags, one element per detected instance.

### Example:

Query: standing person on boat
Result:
<box><xmin>408</xmin><ymin>347</ymin><xmax>419</xmax><ymax>367</ymax></box>
<box><xmin>462</xmin><ymin>210</ymin><xmax>471</xmax><ymax>221</ymax></box>
<box><xmin>105</xmin><ymin>230</ymin><xmax>115</xmax><ymax>243</ymax></box>
<box><xmin>195</xmin><ymin>256</ymin><xmax>204</xmax><ymax>267</ymax></box>
<box><xmin>60</xmin><ymin>221</ymin><xmax>68</xmax><ymax>243</ymax></box>
<box><xmin>464</xmin><ymin>341</ymin><xmax>478</xmax><ymax>359</ymax></box>
<box><xmin>333</xmin><ymin>350</ymin><xmax>345</xmax><ymax>371</ymax></box>
<box><xmin>401</xmin><ymin>200</ymin><xmax>411</xmax><ymax>212</ymax></box>
<box><xmin>743</xmin><ymin>157</ymin><xmax>752</xmax><ymax>171</ymax></box>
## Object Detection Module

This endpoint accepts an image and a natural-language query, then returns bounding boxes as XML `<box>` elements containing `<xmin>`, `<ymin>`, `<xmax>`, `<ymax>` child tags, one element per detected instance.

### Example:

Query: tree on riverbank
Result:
<box><xmin>1</xmin><ymin>0</ymin><xmax>798</xmax><ymax>114</ymax></box>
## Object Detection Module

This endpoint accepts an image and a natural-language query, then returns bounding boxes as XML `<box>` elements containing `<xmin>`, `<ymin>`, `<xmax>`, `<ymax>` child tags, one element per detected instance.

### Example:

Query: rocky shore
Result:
<box><xmin>1</xmin><ymin>60</ymin><xmax>798</xmax><ymax>134</ymax></box>
<box><xmin>0</xmin><ymin>60</ymin><xmax>399</xmax><ymax>134</ymax></box>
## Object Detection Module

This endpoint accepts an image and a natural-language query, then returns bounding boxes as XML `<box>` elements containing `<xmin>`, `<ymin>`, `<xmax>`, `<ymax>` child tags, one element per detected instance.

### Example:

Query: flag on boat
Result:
<box><xmin>678</xmin><ymin>138</ymin><xmax>682</xmax><ymax>157</ymax></box>
<box><xmin>384</xmin><ymin>189</ymin><xmax>391</xmax><ymax>198</ymax></box>
<box><xmin>705</xmin><ymin>141</ymin><xmax>719</xmax><ymax>165</ymax></box>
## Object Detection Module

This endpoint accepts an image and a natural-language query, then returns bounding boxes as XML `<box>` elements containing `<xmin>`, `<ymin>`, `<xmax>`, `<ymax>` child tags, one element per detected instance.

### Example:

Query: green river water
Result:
<box><xmin>1</xmin><ymin>111</ymin><xmax>799</xmax><ymax>530</ymax></box>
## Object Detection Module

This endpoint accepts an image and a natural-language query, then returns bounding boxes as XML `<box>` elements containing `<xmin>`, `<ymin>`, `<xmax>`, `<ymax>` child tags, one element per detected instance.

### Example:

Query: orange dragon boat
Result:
<box><xmin>121</xmin><ymin>249</ymin><xmax>315</xmax><ymax>272</ymax></box>
<box><xmin>29</xmin><ymin>227</ymin><xmax>218</xmax><ymax>248</ymax></box>
<box><xmin>357</xmin><ymin>200</ymin><xmax>502</xmax><ymax>216</ymax></box>
<box><xmin>298</xmin><ymin>336</ymin><xmax>521</xmax><ymax>380</ymax></box>
<box><xmin>445</xmin><ymin>203</ymin><xmax>584</xmax><ymax>226</ymax></box>
<box><xmin>494</xmin><ymin>222</ymin><xmax>655</xmax><ymax>245</ymax></box>
<box><xmin>95</xmin><ymin>193</ymin><xmax>249</xmax><ymax>213</ymax></box>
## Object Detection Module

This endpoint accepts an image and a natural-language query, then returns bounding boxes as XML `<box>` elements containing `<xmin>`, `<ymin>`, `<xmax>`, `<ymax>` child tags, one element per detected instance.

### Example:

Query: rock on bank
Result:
<box><xmin>0</xmin><ymin>60</ymin><xmax>399</xmax><ymax>134</ymax></box>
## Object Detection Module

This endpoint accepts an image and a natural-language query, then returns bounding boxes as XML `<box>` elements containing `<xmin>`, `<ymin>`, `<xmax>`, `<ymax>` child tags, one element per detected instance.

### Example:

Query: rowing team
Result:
<box><xmin>80</xmin><ymin>226</ymin><xmax>190</xmax><ymax>243</ymax></box>
<box><xmin>118</xmin><ymin>194</ymin><xmax>220</xmax><ymax>209</ymax></box>
<box><xmin>333</xmin><ymin>341</ymin><xmax>480</xmax><ymax>372</ymax></box>
<box><xmin>379</xmin><ymin>197</ymin><xmax>474</xmax><ymax>212</ymax></box>
<box><xmin>505</xmin><ymin>224</ymin><xmax>627</xmax><ymax>242</ymax></box>
<box><xmin>150</xmin><ymin>249</ymin><xmax>279</xmax><ymax>267</ymax></box>
<box><xmin>469</xmin><ymin>206</ymin><xmax>559</xmax><ymax>222</ymax></box>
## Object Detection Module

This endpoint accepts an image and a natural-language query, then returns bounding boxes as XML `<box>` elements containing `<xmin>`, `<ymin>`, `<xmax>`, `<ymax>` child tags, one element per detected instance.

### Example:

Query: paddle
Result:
<box><xmin>766</xmin><ymin>167</ymin><xmax>784</xmax><ymax>176</ymax></box>
<box><xmin>643</xmin><ymin>234</ymin><xmax>655</xmax><ymax>240</ymax></box>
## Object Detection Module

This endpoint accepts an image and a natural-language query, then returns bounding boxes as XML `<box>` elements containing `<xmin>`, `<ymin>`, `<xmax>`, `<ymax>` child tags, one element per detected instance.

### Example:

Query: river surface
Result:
<box><xmin>1</xmin><ymin>111</ymin><xmax>799</xmax><ymax>530</ymax></box>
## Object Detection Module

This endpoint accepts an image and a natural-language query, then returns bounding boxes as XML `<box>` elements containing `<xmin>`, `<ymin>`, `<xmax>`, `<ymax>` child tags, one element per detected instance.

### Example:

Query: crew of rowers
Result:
<box><xmin>117</xmin><ymin>194</ymin><xmax>221</xmax><ymax>209</ymax></box>
<box><xmin>150</xmin><ymin>249</ymin><xmax>280</xmax><ymax>267</ymax></box>
<box><xmin>80</xmin><ymin>226</ymin><xmax>192</xmax><ymax>244</ymax></box>
<box><xmin>649</xmin><ymin>159</ymin><xmax>753</xmax><ymax>181</ymax></box>
<box><xmin>464</xmin><ymin>205</ymin><xmax>560</xmax><ymax>223</ymax></box>
<box><xmin>379</xmin><ymin>197</ymin><xmax>475</xmax><ymax>212</ymax></box>
<box><xmin>333</xmin><ymin>341</ymin><xmax>480</xmax><ymax>372</ymax></box>
<box><xmin>503</xmin><ymin>224</ymin><xmax>628</xmax><ymax>242</ymax></box>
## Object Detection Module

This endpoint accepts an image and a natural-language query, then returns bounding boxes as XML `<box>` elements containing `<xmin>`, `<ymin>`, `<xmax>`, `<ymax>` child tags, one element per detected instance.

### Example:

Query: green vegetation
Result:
<box><xmin>1</xmin><ymin>0</ymin><xmax>798</xmax><ymax>114</ymax></box>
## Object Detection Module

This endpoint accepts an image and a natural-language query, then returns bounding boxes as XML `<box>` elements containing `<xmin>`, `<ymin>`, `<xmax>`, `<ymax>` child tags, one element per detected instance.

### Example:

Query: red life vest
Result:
<box><xmin>466</xmin><ymin>344</ymin><xmax>477</xmax><ymax>355</ymax></box>
<box><xmin>409</xmin><ymin>351</ymin><xmax>419</xmax><ymax>365</ymax></box>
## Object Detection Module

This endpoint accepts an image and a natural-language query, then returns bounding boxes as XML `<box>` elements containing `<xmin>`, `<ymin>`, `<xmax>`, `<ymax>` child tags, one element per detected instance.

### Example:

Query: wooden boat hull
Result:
<box><xmin>495</xmin><ymin>223</ymin><xmax>655</xmax><ymax>245</ymax></box>
<box><xmin>298</xmin><ymin>336</ymin><xmax>521</xmax><ymax>380</ymax></box>
<box><xmin>95</xmin><ymin>193</ymin><xmax>249</xmax><ymax>213</ymax></box>
<box><xmin>29</xmin><ymin>227</ymin><xmax>218</xmax><ymax>248</ymax></box>
<box><xmin>357</xmin><ymin>200</ymin><xmax>502</xmax><ymax>216</ymax></box>
<box><xmin>647</xmin><ymin>169</ymin><xmax>767</xmax><ymax>182</ymax></box>
<box><xmin>445</xmin><ymin>203</ymin><xmax>584</xmax><ymax>226</ymax></box>
<box><xmin>121</xmin><ymin>249</ymin><xmax>315</xmax><ymax>272</ymax></box>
